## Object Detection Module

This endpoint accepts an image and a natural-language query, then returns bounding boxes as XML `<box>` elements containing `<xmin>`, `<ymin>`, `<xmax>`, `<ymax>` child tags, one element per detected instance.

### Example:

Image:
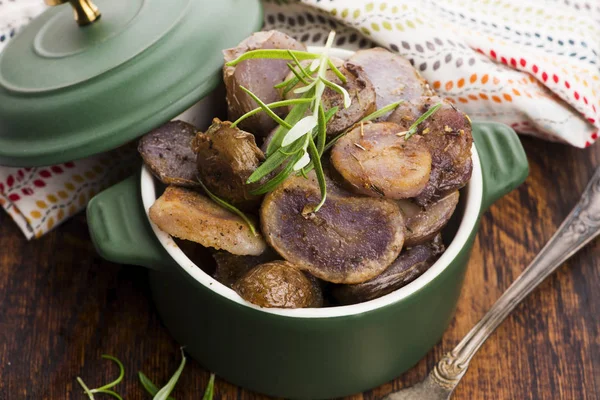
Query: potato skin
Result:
<box><xmin>332</xmin><ymin>234</ymin><xmax>445</xmax><ymax>305</ymax></box>
<box><xmin>260</xmin><ymin>173</ymin><xmax>405</xmax><ymax>284</ymax></box>
<box><xmin>330</xmin><ymin>122</ymin><xmax>432</xmax><ymax>199</ymax></box>
<box><xmin>223</xmin><ymin>31</ymin><xmax>306</xmax><ymax>137</ymax></box>
<box><xmin>233</xmin><ymin>261</ymin><xmax>323</xmax><ymax>308</ymax></box>
<box><xmin>138</xmin><ymin>121</ymin><xmax>199</xmax><ymax>187</ymax></box>
<box><xmin>194</xmin><ymin>119</ymin><xmax>264</xmax><ymax>210</ymax></box>
<box><xmin>212</xmin><ymin>249</ymin><xmax>279</xmax><ymax>288</ymax></box>
<box><xmin>347</xmin><ymin>47</ymin><xmax>433</xmax><ymax>120</ymax></box>
<box><xmin>398</xmin><ymin>191</ymin><xmax>459</xmax><ymax>247</ymax></box>
<box><xmin>388</xmin><ymin>97</ymin><xmax>473</xmax><ymax>205</ymax></box>
<box><xmin>149</xmin><ymin>186</ymin><xmax>267</xmax><ymax>256</ymax></box>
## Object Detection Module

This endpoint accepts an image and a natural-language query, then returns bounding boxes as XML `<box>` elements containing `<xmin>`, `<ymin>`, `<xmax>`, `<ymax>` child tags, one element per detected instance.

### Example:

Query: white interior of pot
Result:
<box><xmin>139</xmin><ymin>47</ymin><xmax>484</xmax><ymax>318</ymax></box>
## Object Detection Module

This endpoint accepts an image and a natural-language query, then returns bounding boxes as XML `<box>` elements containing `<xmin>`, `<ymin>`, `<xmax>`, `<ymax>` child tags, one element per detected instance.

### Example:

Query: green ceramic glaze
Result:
<box><xmin>87</xmin><ymin>122</ymin><xmax>528</xmax><ymax>399</ymax></box>
<box><xmin>0</xmin><ymin>0</ymin><xmax>262</xmax><ymax>167</ymax></box>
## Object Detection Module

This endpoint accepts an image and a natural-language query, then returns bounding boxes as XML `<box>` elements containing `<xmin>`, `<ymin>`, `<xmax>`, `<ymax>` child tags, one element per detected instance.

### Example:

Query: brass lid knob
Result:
<box><xmin>45</xmin><ymin>0</ymin><xmax>101</xmax><ymax>26</ymax></box>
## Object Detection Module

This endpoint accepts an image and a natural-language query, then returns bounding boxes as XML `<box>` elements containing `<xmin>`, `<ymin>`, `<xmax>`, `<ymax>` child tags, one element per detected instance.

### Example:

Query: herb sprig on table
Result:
<box><xmin>76</xmin><ymin>350</ymin><xmax>215</xmax><ymax>400</ymax></box>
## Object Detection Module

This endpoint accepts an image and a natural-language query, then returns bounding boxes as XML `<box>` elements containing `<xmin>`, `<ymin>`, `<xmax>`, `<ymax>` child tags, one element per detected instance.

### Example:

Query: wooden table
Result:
<box><xmin>0</xmin><ymin>136</ymin><xmax>598</xmax><ymax>400</ymax></box>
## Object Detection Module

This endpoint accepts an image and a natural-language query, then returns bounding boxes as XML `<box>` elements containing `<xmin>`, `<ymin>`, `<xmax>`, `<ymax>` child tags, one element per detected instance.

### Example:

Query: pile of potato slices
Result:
<box><xmin>140</xmin><ymin>31</ymin><xmax>473</xmax><ymax>309</ymax></box>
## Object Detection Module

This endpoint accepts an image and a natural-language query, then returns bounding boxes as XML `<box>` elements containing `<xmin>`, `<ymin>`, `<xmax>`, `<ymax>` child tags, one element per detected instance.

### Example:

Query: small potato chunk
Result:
<box><xmin>233</xmin><ymin>261</ymin><xmax>323</xmax><ymax>308</ymax></box>
<box><xmin>331</xmin><ymin>122</ymin><xmax>432</xmax><ymax>199</ymax></box>
<box><xmin>194</xmin><ymin>119</ymin><xmax>264</xmax><ymax>210</ymax></box>
<box><xmin>261</xmin><ymin>174</ymin><xmax>405</xmax><ymax>284</ymax></box>
<box><xmin>398</xmin><ymin>191</ymin><xmax>459</xmax><ymax>247</ymax></box>
<box><xmin>149</xmin><ymin>186</ymin><xmax>267</xmax><ymax>256</ymax></box>
<box><xmin>284</xmin><ymin>62</ymin><xmax>376</xmax><ymax>135</ymax></box>
<box><xmin>332</xmin><ymin>235</ymin><xmax>445</xmax><ymax>305</ymax></box>
<box><xmin>223</xmin><ymin>31</ymin><xmax>306</xmax><ymax>137</ymax></box>
<box><xmin>212</xmin><ymin>249</ymin><xmax>279</xmax><ymax>288</ymax></box>
<box><xmin>347</xmin><ymin>48</ymin><xmax>433</xmax><ymax>120</ymax></box>
<box><xmin>388</xmin><ymin>97</ymin><xmax>473</xmax><ymax>205</ymax></box>
<box><xmin>138</xmin><ymin>121</ymin><xmax>199</xmax><ymax>187</ymax></box>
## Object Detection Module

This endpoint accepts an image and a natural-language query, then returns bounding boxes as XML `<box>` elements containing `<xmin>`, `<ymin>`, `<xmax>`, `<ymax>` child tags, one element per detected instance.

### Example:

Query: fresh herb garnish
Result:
<box><xmin>400</xmin><ymin>102</ymin><xmax>444</xmax><ymax>140</ymax></box>
<box><xmin>227</xmin><ymin>31</ymin><xmax>351</xmax><ymax>213</ymax></box>
<box><xmin>76</xmin><ymin>355</ymin><xmax>125</xmax><ymax>400</ymax></box>
<box><xmin>151</xmin><ymin>348</ymin><xmax>187</xmax><ymax>400</ymax></box>
<box><xmin>197</xmin><ymin>178</ymin><xmax>258</xmax><ymax>236</ymax></box>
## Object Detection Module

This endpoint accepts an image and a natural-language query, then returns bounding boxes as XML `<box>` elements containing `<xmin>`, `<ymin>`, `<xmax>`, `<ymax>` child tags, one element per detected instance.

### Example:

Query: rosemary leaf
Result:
<box><xmin>316</xmin><ymin>104</ymin><xmax>327</xmax><ymax>156</ymax></box>
<box><xmin>288</xmin><ymin>50</ymin><xmax>313</xmax><ymax>80</ymax></box>
<box><xmin>225</xmin><ymin>49</ymin><xmax>320</xmax><ymax>66</ymax></box>
<box><xmin>360</xmin><ymin>100</ymin><xmax>404</xmax><ymax>123</ymax></box>
<box><xmin>249</xmin><ymin>152</ymin><xmax>300</xmax><ymax>195</ymax></box>
<box><xmin>307</xmin><ymin>135</ymin><xmax>327</xmax><ymax>212</ymax></box>
<box><xmin>320</xmin><ymin>77</ymin><xmax>351</xmax><ymax>108</ymax></box>
<box><xmin>202</xmin><ymin>374</ymin><xmax>216</xmax><ymax>400</ymax></box>
<box><xmin>281</xmin><ymin>115</ymin><xmax>318</xmax><ymax>147</ymax></box>
<box><xmin>282</xmin><ymin>76</ymin><xmax>302</xmax><ymax>95</ymax></box>
<box><xmin>76</xmin><ymin>377</ymin><xmax>95</xmax><ymax>400</ymax></box>
<box><xmin>93</xmin><ymin>355</ymin><xmax>125</xmax><ymax>393</ymax></box>
<box><xmin>266</xmin><ymin>94</ymin><xmax>313</xmax><ymax>156</ymax></box>
<box><xmin>93</xmin><ymin>389</ymin><xmax>123</xmax><ymax>400</ymax></box>
<box><xmin>138</xmin><ymin>372</ymin><xmax>171</xmax><ymax>399</ymax></box>
<box><xmin>404</xmin><ymin>102</ymin><xmax>443</xmax><ymax>140</ymax></box>
<box><xmin>197</xmin><ymin>178</ymin><xmax>258</xmax><ymax>236</ymax></box>
<box><xmin>239</xmin><ymin>86</ymin><xmax>291</xmax><ymax>129</ymax></box>
<box><xmin>247</xmin><ymin>149</ymin><xmax>289</xmax><ymax>183</ymax></box>
<box><xmin>231</xmin><ymin>98</ymin><xmax>312</xmax><ymax>128</ymax></box>
<box><xmin>327</xmin><ymin>59</ymin><xmax>347</xmax><ymax>84</ymax></box>
<box><xmin>287</xmin><ymin>63</ymin><xmax>309</xmax><ymax>85</ymax></box>
<box><xmin>153</xmin><ymin>349</ymin><xmax>187</xmax><ymax>400</ymax></box>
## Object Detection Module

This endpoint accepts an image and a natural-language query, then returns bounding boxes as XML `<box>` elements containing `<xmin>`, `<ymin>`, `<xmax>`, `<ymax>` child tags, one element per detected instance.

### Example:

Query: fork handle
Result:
<box><xmin>432</xmin><ymin>167</ymin><xmax>600</xmax><ymax>389</ymax></box>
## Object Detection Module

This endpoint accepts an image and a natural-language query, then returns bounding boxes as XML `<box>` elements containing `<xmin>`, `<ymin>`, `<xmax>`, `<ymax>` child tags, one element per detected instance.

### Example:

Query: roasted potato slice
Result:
<box><xmin>223</xmin><ymin>31</ymin><xmax>306</xmax><ymax>137</ymax></box>
<box><xmin>193</xmin><ymin>119</ymin><xmax>264</xmax><ymax>210</ymax></box>
<box><xmin>261</xmin><ymin>173</ymin><xmax>405</xmax><ymax>284</ymax></box>
<box><xmin>138</xmin><ymin>121</ymin><xmax>199</xmax><ymax>187</ymax></box>
<box><xmin>212</xmin><ymin>249</ymin><xmax>279</xmax><ymax>288</ymax></box>
<box><xmin>398</xmin><ymin>191</ymin><xmax>459</xmax><ymax>247</ymax></box>
<box><xmin>330</xmin><ymin>122</ymin><xmax>432</xmax><ymax>199</ymax></box>
<box><xmin>332</xmin><ymin>234</ymin><xmax>445</xmax><ymax>305</ymax></box>
<box><xmin>233</xmin><ymin>261</ymin><xmax>323</xmax><ymax>308</ymax></box>
<box><xmin>388</xmin><ymin>97</ymin><xmax>473</xmax><ymax>205</ymax></box>
<box><xmin>284</xmin><ymin>62</ymin><xmax>376</xmax><ymax>135</ymax></box>
<box><xmin>347</xmin><ymin>47</ymin><xmax>433</xmax><ymax>120</ymax></box>
<box><xmin>149</xmin><ymin>186</ymin><xmax>267</xmax><ymax>256</ymax></box>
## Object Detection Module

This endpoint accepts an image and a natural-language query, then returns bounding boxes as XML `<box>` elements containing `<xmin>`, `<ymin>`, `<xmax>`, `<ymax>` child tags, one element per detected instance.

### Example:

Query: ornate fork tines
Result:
<box><xmin>384</xmin><ymin>167</ymin><xmax>600</xmax><ymax>400</ymax></box>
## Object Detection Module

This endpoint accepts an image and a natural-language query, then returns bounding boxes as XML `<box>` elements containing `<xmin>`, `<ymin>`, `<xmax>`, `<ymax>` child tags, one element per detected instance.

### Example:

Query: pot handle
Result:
<box><xmin>472</xmin><ymin>122</ymin><xmax>529</xmax><ymax>212</ymax></box>
<box><xmin>87</xmin><ymin>173</ymin><xmax>173</xmax><ymax>270</ymax></box>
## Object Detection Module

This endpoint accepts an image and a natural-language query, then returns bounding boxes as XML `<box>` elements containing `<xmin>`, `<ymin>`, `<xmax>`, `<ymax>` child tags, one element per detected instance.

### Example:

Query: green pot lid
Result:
<box><xmin>0</xmin><ymin>0</ymin><xmax>262</xmax><ymax>167</ymax></box>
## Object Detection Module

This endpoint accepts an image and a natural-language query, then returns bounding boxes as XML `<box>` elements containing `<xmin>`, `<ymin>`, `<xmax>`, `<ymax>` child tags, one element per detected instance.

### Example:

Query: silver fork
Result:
<box><xmin>384</xmin><ymin>166</ymin><xmax>600</xmax><ymax>400</ymax></box>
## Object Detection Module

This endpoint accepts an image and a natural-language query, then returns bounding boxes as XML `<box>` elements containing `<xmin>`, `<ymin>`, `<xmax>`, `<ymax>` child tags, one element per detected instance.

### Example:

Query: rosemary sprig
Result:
<box><xmin>152</xmin><ymin>349</ymin><xmax>186</xmax><ymax>400</ymax></box>
<box><xmin>225</xmin><ymin>49</ymin><xmax>320</xmax><ymax>66</ymax></box>
<box><xmin>197</xmin><ymin>178</ymin><xmax>258</xmax><ymax>236</ymax></box>
<box><xmin>402</xmin><ymin>102</ymin><xmax>444</xmax><ymax>140</ymax></box>
<box><xmin>360</xmin><ymin>100</ymin><xmax>404</xmax><ymax>123</ymax></box>
<box><xmin>76</xmin><ymin>355</ymin><xmax>125</xmax><ymax>400</ymax></box>
<box><xmin>239</xmin><ymin>86</ymin><xmax>291</xmax><ymax>129</ymax></box>
<box><xmin>231</xmin><ymin>98</ymin><xmax>312</xmax><ymax>128</ymax></box>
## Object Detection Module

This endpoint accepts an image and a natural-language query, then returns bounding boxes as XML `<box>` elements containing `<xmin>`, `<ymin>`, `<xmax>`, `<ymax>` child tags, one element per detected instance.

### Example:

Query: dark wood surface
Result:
<box><xmin>0</xmin><ymin>136</ymin><xmax>598</xmax><ymax>400</ymax></box>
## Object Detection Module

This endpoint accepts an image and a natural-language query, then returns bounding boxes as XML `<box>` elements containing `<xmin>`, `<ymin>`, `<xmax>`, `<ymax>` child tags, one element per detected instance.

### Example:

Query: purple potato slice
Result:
<box><xmin>388</xmin><ymin>97</ymin><xmax>473</xmax><ymax>205</ymax></box>
<box><xmin>260</xmin><ymin>173</ymin><xmax>405</xmax><ymax>284</ymax></box>
<box><xmin>397</xmin><ymin>191</ymin><xmax>459</xmax><ymax>247</ymax></box>
<box><xmin>138</xmin><ymin>121</ymin><xmax>199</xmax><ymax>187</ymax></box>
<box><xmin>330</xmin><ymin>122</ymin><xmax>432</xmax><ymax>199</ymax></box>
<box><xmin>233</xmin><ymin>261</ymin><xmax>324</xmax><ymax>308</ymax></box>
<box><xmin>347</xmin><ymin>47</ymin><xmax>434</xmax><ymax>120</ymax></box>
<box><xmin>193</xmin><ymin>118</ymin><xmax>265</xmax><ymax>210</ymax></box>
<box><xmin>223</xmin><ymin>31</ymin><xmax>306</xmax><ymax>137</ymax></box>
<box><xmin>332</xmin><ymin>234</ymin><xmax>445</xmax><ymax>305</ymax></box>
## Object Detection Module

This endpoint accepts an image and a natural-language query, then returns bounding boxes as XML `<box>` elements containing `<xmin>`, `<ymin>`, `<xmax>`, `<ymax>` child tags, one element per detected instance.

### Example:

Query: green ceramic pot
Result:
<box><xmin>87</xmin><ymin>48</ymin><xmax>529</xmax><ymax>399</ymax></box>
<box><xmin>86</xmin><ymin>120</ymin><xmax>527</xmax><ymax>399</ymax></box>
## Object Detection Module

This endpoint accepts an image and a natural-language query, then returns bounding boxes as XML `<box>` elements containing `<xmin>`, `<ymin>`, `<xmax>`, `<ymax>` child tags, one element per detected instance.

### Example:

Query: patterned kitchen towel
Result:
<box><xmin>1</xmin><ymin>0</ymin><xmax>599</xmax><ymax>239</ymax></box>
